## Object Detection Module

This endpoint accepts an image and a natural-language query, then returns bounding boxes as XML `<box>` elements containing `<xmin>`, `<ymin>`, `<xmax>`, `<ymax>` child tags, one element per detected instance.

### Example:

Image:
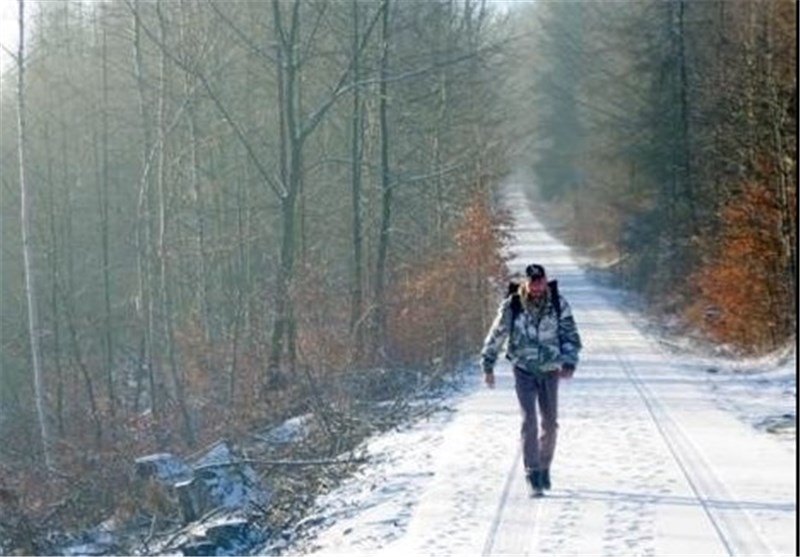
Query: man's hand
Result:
<box><xmin>483</xmin><ymin>370</ymin><xmax>495</xmax><ymax>389</ymax></box>
<box><xmin>559</xmin><ymin>364</ymin><xmax>575</xmax><ymax>379</ymax></box>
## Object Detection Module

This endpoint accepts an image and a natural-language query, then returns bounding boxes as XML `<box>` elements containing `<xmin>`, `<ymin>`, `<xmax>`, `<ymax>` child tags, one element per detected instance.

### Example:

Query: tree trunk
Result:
<box><xmin>132</xmin><ymin>0</ymin><xmax>159</xmax><ymax>420</ymax></box>
<box><xmin>184</xmin><ymin>47</ymin><xmax>211</xmax><ymax>344</ymax></box>
<box><xmin>156</xmin><ymin>0</ymin><xmax>195</xmax><ymax>446</ymax></box>
<box><xmin>371</xmin><ymin>0</ymin><xmax>392</xmax><ymax>363</ymax></box>
<box><xmin>43</xmin><ymin>121</ymin><xmax>65</xmax><ymax>436</ymax></box>
<box><xmin>100</xmin><ymin>24</ymin><xmax>117</xmax><ymax>433</ymax></box>
<box><xmin>676</xmin><ymin>0</ymin><xmax>696</xmax><ymax>234</ymax></box>
<box><xmin>268</xmin><ymin>0</ymin><xmax>302</xmax><ymax>383</ymax></box>
<box><xmin>17</xmin><ymin>0</ymin><xmax>54</xmax><ymax>469</ymax></box>
<box><xmin>349</xmin><ymin>0</ymin><xmax>365</xmax><ymax>363</ymax></box>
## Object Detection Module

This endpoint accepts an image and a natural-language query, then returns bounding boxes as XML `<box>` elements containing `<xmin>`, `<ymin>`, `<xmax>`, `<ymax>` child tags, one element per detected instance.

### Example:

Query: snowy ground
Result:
<box><xmin>277</xmin><ymin>183</ymin><xmax>797</xmax><ymax>556</ymax></box>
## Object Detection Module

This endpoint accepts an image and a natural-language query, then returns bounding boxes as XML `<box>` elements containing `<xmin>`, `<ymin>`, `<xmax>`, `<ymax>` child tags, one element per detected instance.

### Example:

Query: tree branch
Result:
<box><xmin>124</xmin><ymin>0</ymin><xmax>287</xmax><ymax>199</ymax></box>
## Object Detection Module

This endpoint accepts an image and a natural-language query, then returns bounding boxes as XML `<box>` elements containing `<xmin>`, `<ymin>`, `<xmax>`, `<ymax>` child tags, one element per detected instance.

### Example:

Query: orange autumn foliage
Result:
<box><xmin>688</xmin><ymin>180</ymin><xmax>795</xmax><ymax>352</ymax></box>
<box><xmin>388</xmin><ymin>195</ymin><xmax>510</xmax><ymax>366</ymax></box>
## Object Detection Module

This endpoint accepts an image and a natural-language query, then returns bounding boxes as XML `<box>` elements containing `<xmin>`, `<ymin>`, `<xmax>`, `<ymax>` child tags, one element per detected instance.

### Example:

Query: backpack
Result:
<box><xmin>505</xmin><ymin>279</ymin><xmax>567</xmax><ymax>364</ymax></box>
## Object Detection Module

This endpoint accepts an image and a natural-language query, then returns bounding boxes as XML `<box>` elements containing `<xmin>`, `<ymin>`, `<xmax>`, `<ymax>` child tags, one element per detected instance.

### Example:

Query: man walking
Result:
<box><xmin>481</xmin><ymin>263</ymin><xmax>582</xmax><ymax>496</ymax></box>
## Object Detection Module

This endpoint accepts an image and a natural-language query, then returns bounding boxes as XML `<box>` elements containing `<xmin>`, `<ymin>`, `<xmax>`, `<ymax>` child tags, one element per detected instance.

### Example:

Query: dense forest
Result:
<box><xmin>507</xmin><ymin>0</ymin><xmax>796</xmax><ymax>353</ymax></box>
<box><xmin>0</xmin><ymin>0</ymin><xmax>795</xmax><ymax>551</ymax></box>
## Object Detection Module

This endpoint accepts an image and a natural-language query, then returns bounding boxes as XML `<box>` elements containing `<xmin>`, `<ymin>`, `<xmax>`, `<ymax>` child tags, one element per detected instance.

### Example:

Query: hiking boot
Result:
<box><xmin>526</xmin><ymin>469</ymin><xmax>544</xmax><ymax>496</ymax></box>
<box><xmin>541</xmin><ymin>468</ymin><xmax>551</xmax><ymax>490</ymax></box>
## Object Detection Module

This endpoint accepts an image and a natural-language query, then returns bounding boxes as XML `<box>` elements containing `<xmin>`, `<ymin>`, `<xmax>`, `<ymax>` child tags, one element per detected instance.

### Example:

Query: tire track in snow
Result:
<box><xmin>481</xmin><ymin>444</ymin><xmax>550</xmax><ymax>556</ymax></box>
<box><xmin>610</xmin><ymin>341</ymin><xmax>776</xmax><ymax>556</ymax></box>
<box><xmin>480</xmin><ymin>444</ymin><xmax>522</xmax><ymax>556</ymax></box>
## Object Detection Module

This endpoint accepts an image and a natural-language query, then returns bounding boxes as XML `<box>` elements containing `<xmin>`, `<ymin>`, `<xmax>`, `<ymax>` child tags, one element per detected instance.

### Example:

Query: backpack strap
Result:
<box><xmin>548</xmin><ymin>280</ymin><xmax>561</xmax><ymax>321</ymax></box>
<box><xmin>505</xmin><ymin>281</ymin><xmax>522</xmax><ymax>362</ymax></box>
<box><xmin>548</xmin><ymin>279</ymin><xmax>566</xmax><ymax>350</ymax></box>
<box><xmin>507</xmin><ymin>281</ymin><xmax>522</xmax><ymax>325</ymax></box>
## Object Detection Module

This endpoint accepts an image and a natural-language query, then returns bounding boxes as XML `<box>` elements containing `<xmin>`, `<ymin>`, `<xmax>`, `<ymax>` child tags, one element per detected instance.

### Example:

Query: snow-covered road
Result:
<box><xmin>284</xmin><ymin>184</ymin><xmax>796</xmax><ymax>556</ymax></box>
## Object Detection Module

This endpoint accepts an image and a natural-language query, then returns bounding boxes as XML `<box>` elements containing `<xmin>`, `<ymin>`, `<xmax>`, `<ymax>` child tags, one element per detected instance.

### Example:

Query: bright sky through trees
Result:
<box><xmin>0</xmin><ymin>0</ymin><xmax>19</xmax><ymax>72</ymax></box>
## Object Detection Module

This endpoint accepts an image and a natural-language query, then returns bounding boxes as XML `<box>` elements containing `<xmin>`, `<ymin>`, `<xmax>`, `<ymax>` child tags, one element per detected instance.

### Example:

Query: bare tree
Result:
<box><xmin>155</xmin><ymin>0</ymin><xmax>195</xmax><ymax>447</ymax></box>
<box><xmin>348</xmin><ymin>0</ymin><xmax>367</xmax><ymax>363</ymax></box>
<box><xmin>131</xmin><ymin>0</ymin><xmax>159</xmax><ymax>419</ymax></box>
<box><xmin>16</xmin><ymin>0</ymin><xmax>54</xmax><ymax>469</ymax></box>
<box><xmin>370</xmin><ymin>0</ymin><xmax>392</xmax><ymax>363</ymax></box>
<box><xmin>97</xmin><ymin>14</ymin><xmax>117</xmax><ymax>433</ymax></box>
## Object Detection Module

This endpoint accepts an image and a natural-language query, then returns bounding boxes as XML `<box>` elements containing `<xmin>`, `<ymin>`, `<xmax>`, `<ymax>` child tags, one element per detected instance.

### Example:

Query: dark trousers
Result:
<box><xmin>513</xmin><ymin>367</ymin><xmax>559</xmax><ymax>472</ymax></box>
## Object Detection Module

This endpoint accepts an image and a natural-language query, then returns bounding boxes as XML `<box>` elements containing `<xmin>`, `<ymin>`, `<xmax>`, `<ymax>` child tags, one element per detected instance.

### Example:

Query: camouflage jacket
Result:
<box><xmin>481</xmin><ymin>284</ymin><xmax>582</xmax><ymax>375</ymax></box>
